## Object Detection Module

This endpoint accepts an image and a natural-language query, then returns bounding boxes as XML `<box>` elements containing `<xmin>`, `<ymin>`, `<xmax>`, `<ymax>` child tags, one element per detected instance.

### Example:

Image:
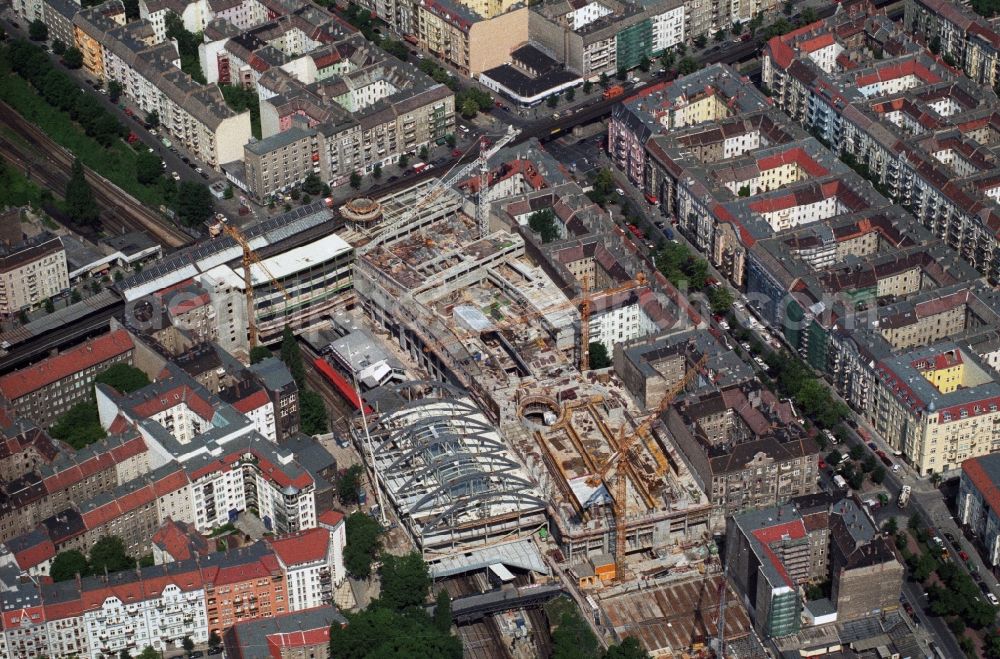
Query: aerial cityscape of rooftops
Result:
<box><xmin>6</xmin><ymin>0</ymin><xmax>1000</xmax><ymax>655</ymax></box>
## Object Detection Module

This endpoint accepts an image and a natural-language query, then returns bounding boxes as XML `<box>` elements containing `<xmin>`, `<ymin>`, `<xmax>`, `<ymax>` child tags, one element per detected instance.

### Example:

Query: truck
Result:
<box><xmin>898</xmin><ymin>485</ymin><xmax>911</xmax><ymax>508</ymax></box>
<box><xmin>603</xmin><ymin>85</ymin><xmax>625</xmax><ymax>100</ymax></box>
<box><xmin>411</xmin><ymin>161</ymin><xmax>427</xmax><ymax>174</ymax></box>
<box><xmin>626</xmin><ymin>224</ymin><xmax>644</xmax><ymax>240</ymax></box>
<box><xmin>833</xmin><ymin>474</ymin><xmax>848</xmax><ymax>489</ymax></box>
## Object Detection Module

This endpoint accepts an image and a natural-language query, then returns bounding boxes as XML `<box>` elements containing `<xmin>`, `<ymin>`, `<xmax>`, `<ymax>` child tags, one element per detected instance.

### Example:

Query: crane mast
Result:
<box><xmin>361</xmin><ymin>125</ymin><xmax>520</xmax><ymax>255</ymax></box>
<box><xmin>222</xmin><ymin>223</ymin><xmax>291</xmax><ymax>349</ymax></box>
<box><xmin>588</xmin><ymin>352</ymin><xmax>709</xmax><ymax>580</ymax></box>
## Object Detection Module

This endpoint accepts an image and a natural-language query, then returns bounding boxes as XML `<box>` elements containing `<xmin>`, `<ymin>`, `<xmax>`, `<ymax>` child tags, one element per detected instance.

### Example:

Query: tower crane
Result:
<box><xmin>586</xmin><ymin>353</ymin><xmax>710</xmax><ymax>581</ymax></box>
<box><xmin>222</xmin><ymin>223</ymin><xmax>292</xmax><ymax>349</ymax></box>
<box><xmin>361</xmin><ymin>125</ymin><xmax>520</xmax><ymax>254</ymax></box>
<box><xmin>713</xmin><ymin>576</ymin><xmax>728</xmax><ymax>659</ymax></box>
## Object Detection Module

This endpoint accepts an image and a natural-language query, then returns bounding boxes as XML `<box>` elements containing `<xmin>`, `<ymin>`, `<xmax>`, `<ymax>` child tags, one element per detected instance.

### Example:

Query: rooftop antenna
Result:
<box><xmin>346</xmin><ymin>345</ymin><xmax>388</xmax><ymax>527</ymax></box>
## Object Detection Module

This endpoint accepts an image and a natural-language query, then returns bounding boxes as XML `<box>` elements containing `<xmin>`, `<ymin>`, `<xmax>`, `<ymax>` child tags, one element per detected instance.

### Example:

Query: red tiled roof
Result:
<box><xmin>131</xmin><ymin>385</ymin><xmax>215</xmax><ymax>420</ymax></box>
<box><xmin>268</xmin><ymin>527</ymin><xmax>329</xmax><ymax>566</ymax></box>
<box><xmin>963</xmin><ymin>457</ymin><xmax>1000</xmax><ymax>520</ymax></box>
<box><xmin>267</xmin><ymin>627</ymin><xmax>330</xmax><ymax>656</ymax></box>
<box><xmin>13</xmin><ymin>536</ymin><xmax>55</xmax><ymax>570</ymax></box>
<box><xmin>152</xmin><ymin>519</ymin><xmax>207</xmax><ymax>561</ymax></box>
<box><xmin>0</xmin><ymin>330</ymin><xmax>134</xmax><ymax>400</ymax></box>
<box><xmin>318</xmin><ymin>510</ymin><xmax>344</xmax><ymax>528</ymax></box>
<box><xmin>756</xmin><ymin>146</ymin><xmax>829</xmax><ymax>178</ymax></box>
<box><xmin>233</xmin><ymin>389</ymin><xmax>270</xmax><ymax>414</ymax></box>
<box><xmin>752</xmin><ymin>519</ymin><xmax>807</xmax><ymax>587</ymax></box>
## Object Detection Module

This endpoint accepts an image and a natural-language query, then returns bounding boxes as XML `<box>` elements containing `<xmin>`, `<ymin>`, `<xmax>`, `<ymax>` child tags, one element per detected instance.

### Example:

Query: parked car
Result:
<box><xmin>945</xmin><ymin>532</ymin><xmax>957</xmax><ymax>543</ymax></box>
<box><xmin>980</xmin><ymin>581</ymin><xmax>991</xmax><ymax>595</ymax></box>
<box><xmin>989</xmin><ymin>593</ymin><xmax>999</xmax><ymax>606</ymax></box>
<box><xmin>867</xmin><ymin>442</ymin><xmax>877</xmax><ymax>450</ymax></box>
<box><xmin>960</xmin><ymin>550</ymin><xmax>970</xmax><ymax>561</ymax></box>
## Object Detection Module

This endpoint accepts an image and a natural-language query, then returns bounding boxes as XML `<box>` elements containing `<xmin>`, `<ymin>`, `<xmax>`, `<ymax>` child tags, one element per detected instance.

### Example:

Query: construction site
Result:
<box><xmin>331</xmin><ymin>132</ymin><xmax>766</xmax><ymax>657</ymax></box>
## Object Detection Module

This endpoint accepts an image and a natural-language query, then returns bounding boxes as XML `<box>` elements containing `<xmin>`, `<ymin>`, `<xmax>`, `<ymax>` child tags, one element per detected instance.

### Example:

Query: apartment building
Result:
<box><xmin>0</xmin><ymin>542</ymin><xmax>319</xmax><ymax>658</ymax></box>
<box><xmin>958</xmin><ymin>453</ymin><xmax>1000</xmax><ymax>567</ymax></box>
<box><xmin>726</xmin><ymin>495</ymin><xmax>901</xmax><ymax>637</ymax></box>
<box><xmin>96</xmin><ymin>366</ymin><xmax>329</xmax><ymax>535</ymax></box>
<box><xmin>224</xmin><ymin>605</ymin><xmax>346</xmax><ymax>659</ymax></box>
<box><xmin>0</xmin><ymin>233</ymin><xmax>69</xmax><ymax>317</ymax></box>
<box><xmin>243</xmin><ymin>125</ymin><xmax>328</xmax><ymax>201</ymax></box>
<box><xmin>530</xmin><ymin>0</ymin><xmax>687</xmax><ymax>79</ymax></box>
<box><xmin>666</xmin><ymin>382</ymin><xmax>819</xmax><ymax>523</ymax></box>
<box><xmin>609</xmin><ymin>63</ymin><xmax>769</xmax><ymax>187</ymax></box>
<box><xmin>614</xmin><ymin>329</ymin><xmax>753</xmax><ymax>410</ymax></box>
<box><xmin>0</xmin><ymin>330</ymin><xmax>134</xmax><ymax>428</ymax></box>
<box><xmin>40</xmin><ymin>0</ymin><xmax>78</xmax><ymax>50</ymax></box>
<box><xmin>66</xmin><ymin>4</ymin><xmax>252</xmax><ymax>168</ymax></box>
<box><xmin>234</xmin><ymin>40</ymin><xmax>454</xmax><ymax>196</ymax></box>
<box><xmin>268</xmin><ymin>521</ymin><xmax>345</xmax><ymax>611</ymax></box>
<box><xmin>763</xmin><ymin>4</ymin><xmax>1000</xmax><ymax>282</ymax></box>
<box><xmin>905</xmin><ymin>0</ymin><xmax>1000</xmax><ymax>89</ymax></box>
<box><xmin>872</xmin><ymin>343</ymin><xmax>1000</xmax><ymax>475</ymax></box>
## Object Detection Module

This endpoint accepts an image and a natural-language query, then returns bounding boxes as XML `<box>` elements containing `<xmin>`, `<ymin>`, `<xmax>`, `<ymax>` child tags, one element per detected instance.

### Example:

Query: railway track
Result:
<box><xmin>0</xmin><ymin>101</ymin><xmax>191</xmax><ymax>249</ymax></box>
<box><xmin>458</xmin><ymin>619</ymin><xmax>509</xmax><ymax>659</ymax></box>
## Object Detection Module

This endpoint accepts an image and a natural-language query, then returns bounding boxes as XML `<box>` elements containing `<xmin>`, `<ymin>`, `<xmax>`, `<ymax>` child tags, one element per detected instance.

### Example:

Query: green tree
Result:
<box><xmin>398</xmin><ymin>153</ymin><xmax>410</xmax><ymax>168</ymax></box>
<box><xmin>145</xmin><ymin>110</ymin><xmax>160</xmax><ymax>129</ymax></box>
<box><xmin>714</xmin><ymin>29</ymin><xmax>726</xmax><ymax>42</ymax></box>
<box><xmin>120</xmin><ymin>650</ymin><xmax>131</xmax><ymax>659</ymax></box>
<box><xmin>547</xmin><ymin>94</ymin><xmax>559</xmax><ymax>108</ymax></box>
<box><xmin>108</xmin><ymin>80</ymin><xmax>123</xmax><ymax>102</ymax></box>
<box><xmin>460</xmin><ymin>98</ymin><xmax>479</xmax><ymax>118</ymax></box>
<box><xmin>344</xmin><ymin>512</ymin><xmax>382</xmax><ymax>579</ymax></box>
<box><xmin>826</xmin><ymin>450</ymin><xmax>842</xmax><ymax>466</ymax></box>
<box><xmin>616</xmin><ymin>68</ymin><xmax>627</xmax><ymax>81</ymax></box>
<box><xmin>338</xmin><ymin>464</ymin><xmax>364</xmax><ymax>506</ymax></box>
<box><xmin>528</xmin><ymin>208</ymin><xmax>559</xmax><ymax>243</ymax></box>
<box><xmin>250</xmin><ymin>346</ymin><xmax>271</xmax><ymax>363</ymax></box>
<box><xmin>678</xmin><ymin>57</ymin><xmax>699</xmax><ymax>75</ymax></box>
<box><xmin>589</xmin><ymin>342</ymin><xmax>611</xmax><ymax>369</ymax></box>
<box><xmin>604</xmin><ymin>637</ymin><xmax>650</xmax><ymax>659</ymax></box>
<box><xmin>419</xmin><ymin>145</ymin><xmax>429</xmax><ymax>161</ymax></box>
<box><xmin>694</xmin><ymin>34</ymin><xmax>708</xmax><ymax>49</ymax></box>
<box><xmin>135</xmin><ymin>151</ymin><xmax>163</xmax><ymax>186</ymax></box>
<box><xmin>50</xmin><ymin>401</ymin><xmax>106</xmax><ymax>449</ymax></box>
<box><xmin>70</xmin><ymin>289</ymin><xmax>82</xmax><ymax>303</ymax></box>
<box><xmin>279</xmin><ymin>326</ymin><xmax>305</xmax><ymax>387</ymax></box>
<box><xmin>208</xmin><ymin>631</ymin><xmax>222</xmax><ymax>649</ymax></box>
<box><xmin>223</xmin><ymin>185</ymin><xmax>234</xmax><ymax>200</ymax></box>
<box><xmin>550</xmin><ymin>597</ymin><xmax>601</xmax><ymax>659</ymax></box>
<box><xmin>173</xmin><ymin>181</ymin><xmax>214</xmax><ymax>227</ymax></box>
<box><xmin>638</xmin><ymin>56</ymin><xmax>651</xmax><ymax>72</ymax></box>
<box><xmin>299</xmin><ymin>389</ymin><xmax>328</xmax><ymax>435</ymax></box>
<box><xmin>433</xmin><ymin>590</ymin><xmax>452</xmax><ymax>633</ymax></box>
<box><xmin>861</xmin><ymin>454</ymin><xmax>876</xmax><ymax>473</ymax></box>
<box><xmin>445</xmin><ymin>134</ymin><xmax>456</xmax><ymax>148</ymax></box>
<box><xmin>871</xmin><ymin>465</ymin><xmax>886</xmax><ymax>484</ymax></box>
<box><xmin>62</xmin><ymin>46</ymin><xmax>83</xmax><ymax>69</ymax></box>
<box><xmin>329</xmin><ymin>607</ymin><xmax>462</xmax><ymax>658</ymax></box>
<box><xmin>378</xmin><ymin>552</ymin><xmax>431</xmax><ymax>611</ymax></box>
<box><xmin>708</xmin><ymin>287</ymin><xmax>733</xmax><ymax>315</ymax></box>
<box><xmin>566</xmin><ymin>87</ymin><xmax>576</xmax><ymax>102</ymax></box>
<box><xmin>883</xmin><ymin>517</ymin><xmax>898</xmax><ymax>534</ymax></box>
<box><xmin>301</xmin><ymin>172</ymin><xmax>323</xmax><ymax>196</ymax></box>
<box><xmin>182</xmin><ymin>636</ymin><xmax>195</xmax><ymax>653</ymax></box>
<box><xmin>583</xmin><ymin>80</ymin><xmax>593</xmax><ymax>94</ymax></box>
<box><xmin>66</xmin><ymin>158</ymin><xmax>99</xmax><ymax>228</ymax></box>
<box><xmin>29</xmin><ymin>20</ymin><xmax>48</xmax><ymax>41</ymax></box>
<box><xmin>799</xmin><ymin>7</ymin><xmax>818</xmax><ymax>24</ymax></box>
<box><xmin>350</xmin><ymin>171</ymin><xmax>362</xmax><ymax>189</ymax></box>
<box><xmin>137</xmin><ymin>646</ymin><xmax>160</xmax><ymax>659</ymax></box>
<box><xmin>52</xmin><ymin>39</ymin><xmax>66</xmax><ymax>55</ymax></box>
<box><xmin>849</xmin><ymin>444</ymin><xmax>864</xmax><ymax>461</ymax></box>
<box><xmin>731</xmin><ymin>20</ymin><xmax>744</xmax><ymax>35</ymax></box>
<box><xmin>96</xmin><ymin>364</ymin><xmax>150</xmax><ymax>394</ymax></box>
<box><xmin>373</xmin><ymin>163</ymin><xmax>383</xmax><ymax>179</ymax></box>
<box><xmin>89</xmin><ymin>535</ymin><xmax>132</xmax><ymax>575</ymax></box>
<box><xmin>50</xmin><ymin>550</ymin><xmax>90</xmax><ymax>582</ymax></box>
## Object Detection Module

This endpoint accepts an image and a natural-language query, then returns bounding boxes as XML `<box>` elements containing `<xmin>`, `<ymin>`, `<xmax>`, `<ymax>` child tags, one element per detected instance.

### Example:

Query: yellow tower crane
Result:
<box><xmin>587</xmin><ymin>353</ymin><xmax>710</xmax><ymax>581</ymax></box>
<box><xmin>222</xmin><ymin>223</ymin><xmax>292</xmax><ymax>349</ymax></box>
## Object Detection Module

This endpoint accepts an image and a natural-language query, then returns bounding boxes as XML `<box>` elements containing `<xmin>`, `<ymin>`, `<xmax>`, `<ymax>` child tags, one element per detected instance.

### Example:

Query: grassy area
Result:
<box><xmin>0</xmin><ymin>160</ymin><xmax>52</xmax><ymax>209</ymax></box>
<box><xmin>0</xmin><ymin>54</ymin><xmax>165</xmax><ymax>208</ymax></box>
